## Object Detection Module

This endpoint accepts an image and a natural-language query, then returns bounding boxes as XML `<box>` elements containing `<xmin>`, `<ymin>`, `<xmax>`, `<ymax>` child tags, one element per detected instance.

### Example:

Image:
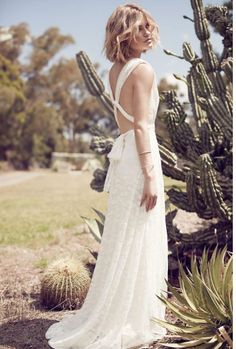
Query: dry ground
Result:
<box><xmin>0</xmin><ymin>225</ymin><xmax>177</xmax><ymax>349</ymax></box>
<box><xmin>0</xmin><ymin>170</ymin><xmax>200</xmax><ymax>349</ymax></box>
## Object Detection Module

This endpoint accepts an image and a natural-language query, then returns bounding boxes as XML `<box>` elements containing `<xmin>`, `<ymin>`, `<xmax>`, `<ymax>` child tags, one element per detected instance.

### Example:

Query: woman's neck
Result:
<box><xmin>129</xmin><ymin>49</ymin><xmax>142</xmax><ymax>59</ymax></box>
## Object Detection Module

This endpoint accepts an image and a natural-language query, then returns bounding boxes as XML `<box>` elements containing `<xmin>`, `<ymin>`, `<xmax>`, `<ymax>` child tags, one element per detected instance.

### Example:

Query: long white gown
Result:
<box><xmin>45</xmin><ymin>57</ymin><xmax>168</xmax><ymax>349</ymax></box>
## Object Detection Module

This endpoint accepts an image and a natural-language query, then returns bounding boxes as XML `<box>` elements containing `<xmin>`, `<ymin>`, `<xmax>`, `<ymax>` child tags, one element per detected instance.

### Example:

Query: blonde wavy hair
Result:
<box><xmin>102</xmin><ymin>3</ymin><xmax>160</xmax><ymax>63</ymax></box>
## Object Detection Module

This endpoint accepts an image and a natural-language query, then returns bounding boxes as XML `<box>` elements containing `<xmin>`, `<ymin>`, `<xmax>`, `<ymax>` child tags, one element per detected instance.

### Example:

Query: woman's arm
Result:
<box><xmin>132</xmin><ymin>63</ymin><xmax>155</xmax><ymax>179</ymax></box>
<box><xmin>132</xmin><ymin>63</ymin><xmax>158</xmax><ymax>212</ymax></box>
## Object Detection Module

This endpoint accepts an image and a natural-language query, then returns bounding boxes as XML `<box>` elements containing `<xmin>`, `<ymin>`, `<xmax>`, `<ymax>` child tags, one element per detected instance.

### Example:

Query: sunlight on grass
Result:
<box><xmin>0</xmin><ymin>171</ymin><xmax>184</xmax><ymax>248</ymax></box>
<box><xmin>0</xmin><ymin>171</ymin><xmax>108</xmax><ymax>247</ymax></box>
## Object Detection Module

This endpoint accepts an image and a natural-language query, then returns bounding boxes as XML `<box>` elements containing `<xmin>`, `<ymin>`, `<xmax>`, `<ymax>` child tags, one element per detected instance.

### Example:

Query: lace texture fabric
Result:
<box><xmin>45</xmin><ymin>58</ymin><xmax>168</xmax><ymax>349</ymax></box>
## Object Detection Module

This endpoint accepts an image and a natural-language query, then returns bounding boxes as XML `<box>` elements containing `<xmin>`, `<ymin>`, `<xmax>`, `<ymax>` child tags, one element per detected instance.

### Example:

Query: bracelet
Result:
<box><xmin>139</xmin><ymin>150</ymin><xmax>151</xmax><ymax>155</ymax></box>
<box><xmin>141</xmin><ymin>164</ymin><xmax>154</xmax><ymax>175</ymax></box>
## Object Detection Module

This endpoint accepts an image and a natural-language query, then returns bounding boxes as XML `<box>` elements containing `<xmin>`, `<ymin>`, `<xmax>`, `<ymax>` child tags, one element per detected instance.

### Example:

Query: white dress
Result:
<box><xmin>45</xmin><ymin>57</ymin><xmax>168</xmax><ymax>349</ymax></box>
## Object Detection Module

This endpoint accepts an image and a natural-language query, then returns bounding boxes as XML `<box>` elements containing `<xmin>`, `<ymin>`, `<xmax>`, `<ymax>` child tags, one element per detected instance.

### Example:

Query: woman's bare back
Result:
<box><xmin>108</xmin><ymin>58</ymin><xmax>154</xmax><ymax>134</ymax></box>
<box><xmin>108</xmin><ymin>60</ymin><xmax>149</xmax><ymax>134</ymax></box>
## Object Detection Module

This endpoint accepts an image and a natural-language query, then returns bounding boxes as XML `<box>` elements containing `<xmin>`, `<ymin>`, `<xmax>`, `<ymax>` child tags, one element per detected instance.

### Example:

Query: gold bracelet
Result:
<box><xmin>141</xmin><ymin>164</ymin><xmax>154</xmax><ymax>174</ymax></box>
<box><xmin>139</xmin><ymin>150</ymin><xmax>151</xmax><ymax>155</ymax></box>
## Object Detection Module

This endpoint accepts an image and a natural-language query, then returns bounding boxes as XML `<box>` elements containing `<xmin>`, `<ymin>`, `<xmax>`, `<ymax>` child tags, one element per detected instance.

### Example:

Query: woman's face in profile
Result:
<box><xmin>129</xmin><ymin>16</ymin><xmax>153</xmax><ymax>53</ymax></box>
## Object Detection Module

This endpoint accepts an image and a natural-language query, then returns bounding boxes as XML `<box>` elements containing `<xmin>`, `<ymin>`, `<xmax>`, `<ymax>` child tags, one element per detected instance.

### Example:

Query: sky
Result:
<box><xmin>0</xmin><ymin>0</ymin><xmax>224</xmax><ymax>94</ymax></box>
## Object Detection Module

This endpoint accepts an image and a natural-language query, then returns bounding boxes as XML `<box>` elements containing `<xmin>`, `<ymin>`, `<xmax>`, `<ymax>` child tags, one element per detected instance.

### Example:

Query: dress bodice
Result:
<box><xmin>107</xmin><ymin>58</ymin><xmax>159</xmax><ymax>128</ymax></box>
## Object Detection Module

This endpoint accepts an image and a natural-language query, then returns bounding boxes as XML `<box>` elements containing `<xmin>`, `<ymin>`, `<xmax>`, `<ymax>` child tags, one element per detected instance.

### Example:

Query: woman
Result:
<box><xmin>45</xmin><ymin>3</ymin><xmax>168</xmax><ymax>349</ymax></box>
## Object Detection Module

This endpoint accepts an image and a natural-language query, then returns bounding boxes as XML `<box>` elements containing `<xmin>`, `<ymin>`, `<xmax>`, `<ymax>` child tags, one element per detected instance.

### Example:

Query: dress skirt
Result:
<box><xmin>45</xmin><ymin>125</ymin><xmax>168</xmax><ymax>349</ymax></box>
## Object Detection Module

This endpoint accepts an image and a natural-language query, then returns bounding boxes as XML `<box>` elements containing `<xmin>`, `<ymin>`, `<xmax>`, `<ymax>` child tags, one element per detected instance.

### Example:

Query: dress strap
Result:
<box><xmin>115</xmin><ymin>58</ymin><xmax>147</xmax><ymax>102</ymax></box>
<box><xmin>107</xmin><ymin>58</ymin><xmax>149</xmax><ymax>124</ymax></box>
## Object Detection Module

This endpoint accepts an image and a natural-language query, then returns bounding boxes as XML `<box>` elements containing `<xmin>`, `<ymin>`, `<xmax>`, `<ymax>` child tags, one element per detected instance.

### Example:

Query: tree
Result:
<box><xmin>0</xmin><ymin>54</ymin><xmax>26</xmax><ymax>161</ymax></box>
<box><xmin>0</xmin><ymin>23</ymin><xmax>106</xmax><ymax>167</ymax></box>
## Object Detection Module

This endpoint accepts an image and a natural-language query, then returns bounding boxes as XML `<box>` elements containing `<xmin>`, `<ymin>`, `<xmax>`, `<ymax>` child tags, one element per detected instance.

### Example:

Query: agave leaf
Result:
<box><xmin>205</xmin><ymin>249</ymin><xmax>225</xmax><ymax>303</ymax></box>
<box><xmin>199</xmin><ymin>278</ymin><xmax>228</xmax><ymax>321</ymax></box>
<box><xmin>178</xmin><ymin>261</ymin><xmax>201</xmax><ymax>312</ymax></box>
<box><xmin>155</xmin><ymin>294</ymin><xmax>209</xmax><ymax>324</ymax></box>
<box><xmin>81</xmin><ymin>216</ymin><xmax>101</xmax><ymax>243</ymax></box>
<box><xmin>95</xmin><ymin>218</ymin><xmax>104</xmax><ymax>237</ymax></box>
<box><xmin>196</xmin><ymin>344</ymin><xmax>218</xmax><ymax>349</ymax></box>
<box><xmin>196</xmin><ymin>268</ymin><xmax>216</xmax><ymax>316</ymax></box>
<box><xmin>86</xmin><ymin>247</ymin><xmax>98</xmax><ymax>259</ymax></box>
<box><xmin>189</xmin><ymin>252</ymin><xmax>226</xmax><ymax>322</ymax></box>
<box><xmin>151</xmin><ymin>342</ymin><xmax>184</xmax><ymax>348</ymax></box>
<box><xmin>165</xmin><ymin>279</ymin><xmax>189</xmax><ymax>307</ymax></box>
<box><xmin>218</xmin><ymin>246</ymin><xmax>228</xmax><ymax>286</ymax></box>
<box><xmin>226</xmin><ymin>288</ymin><xmax>233</xmax><ymax>319</ymax></box>
<box><xmin>207</xmin><ymin>267</ymin><xmax>225</xmax><ymax>304</ymax></box>
<box><xmin>199</xmin><ymin>246</ymin><xmax>210</xmax><ymax>276</ymax></box>
<box><xmin>152</xmin><ymin>317</ymin><xmax>212</xmax><ymax>335</ymax></box>
<box><xmin>158</xmin><ymin>334</ymin><xmax>221</xmax><ymax>349</ymax></box>
<box><xmin>198</xmin><ymin>256</ymin><xmax>216</xmax><ymax>296</ymax></box>
<box><xmin>222</xmin><ymin>254</ymin><xmax>232</xmax><ymax>299</ymax></box>
<box><xmin>178</xmin><ymin>262</ymin><xmax>192</xmax><ymax>289</ymax></box>
<box><xmin>211</xmin><ymin>246</ymin><xmax>226</xmax><ymax>297</ymax></box>
<box><xmin>182</xmin><ymin>325</ymin><xmax>215</xmax><ymax>336</ymax></box>
<box><xmin>190</xmin><ymin>255</ymin><xmax>209</xmax><ymax>314</ymax></box>
<box><xmin>208</xmin><ymin>247</ymin><xmax>222</xmax><ymax>297</ymax></box>
<box><xmin>156</xmin><ymin>336</ymin><xmax>216</xmax><ymax>348</ymax></box>
<box><xmin>180</xmin><ymin>275</ymin><xmax>198</xmax><ymax>312</ymax></box>
<box><xmin>199</xmin><ymin>286</ymin><xmax>216</xmax><ymax>318</ymax></box>
<box><xmin>197</xmin><ymin>256</ymin><xmax>227</xmax><ymax>313</ymax></box>
<box><xmin>91</xmin><ymin>207</ymin><xmax>106</xmax><ymax>224</ymax></box>
<box><xmin>164</xmin><ymin>323</ymin><xmax>215</xmax><ymax>338</ymax></box>
<box><xmin>170</xmin><ymin>330</ymin><xmax>217</xmax><ymax>341</ymax></box>
<box><xmin>189</xmin><ymin>267</ymin><xmax>226</xmax><ymax>323</ymax></box>
<box><xmin>197</xmin><ymin>247</ymin><xmax>212</xmax><ymax>304</ymax></box>
<box><xmin>203</xmin><ymin>247</ymin><xmax>213</xmax><ymax>280</ymax></box>
<box><xmin>198</xmin><ymin>335</ymin><xmax>225</xmax><ymax>348</ymax></box>
<box><xmin>212</xmin><ymin>343</ymin><xmax>224</xmax><ymax>349</ymax></box>
<box><xmin>151</xmin><ymin>317</ymin><xmax>185</xmax><ymax>334</ymax></box>
<box><xmin>199</xmin><ymin>271</ymin><xmax>228</xmax><ymax>313</ymax></box>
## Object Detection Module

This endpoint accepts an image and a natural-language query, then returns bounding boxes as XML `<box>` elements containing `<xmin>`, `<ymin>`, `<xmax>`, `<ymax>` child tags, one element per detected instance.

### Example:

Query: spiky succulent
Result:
<box><xmin>81</xmin><ymin>207</ymin><xmax>105</xmax><ymax>245</ymax></box>
<box><xmin>152</xmin><ymin>245</ymin><xmax>233</xmax><ymax>348</ymax></box>
<box><xmin>40</xmin><ymin>257</ymin><xmax>91</xmax><ymax>310</ymax></box>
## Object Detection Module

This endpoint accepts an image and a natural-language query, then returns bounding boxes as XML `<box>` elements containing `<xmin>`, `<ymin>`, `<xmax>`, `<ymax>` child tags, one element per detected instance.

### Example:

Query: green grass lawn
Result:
<box><xmin>0</xmin><ymin>171</ymin><xmax>108</xmax><ymax>247</ymax></box>
<box><xmin>0</xmin><ymin>171</ymin><xmax>185</xmax><ymax>248</ymax></box>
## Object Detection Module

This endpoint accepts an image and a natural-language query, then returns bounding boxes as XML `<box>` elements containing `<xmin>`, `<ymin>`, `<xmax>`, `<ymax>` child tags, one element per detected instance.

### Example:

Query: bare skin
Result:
<box><xmin>108</xmin><ymin>16</ymin><xmax>158</xmax><ymax>212</ymax></box>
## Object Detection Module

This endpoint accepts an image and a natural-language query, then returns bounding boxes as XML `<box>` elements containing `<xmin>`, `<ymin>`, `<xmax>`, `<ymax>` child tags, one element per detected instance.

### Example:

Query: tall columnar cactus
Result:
<box><xmin>205</xmin><ymin>3</ymin><xmax>232</xmax><ymax>60</ymax></box>
<box><xmin>76</xmin><ymin>51</ymin><xmax>114</xmax><ymax>117</ymax></box>
<box><xmin>159</xmin><ymin>0</ymin><xmax>232</xmax><ymax>264</ymax></box>
<box><xmin>162</xmin><ymin>0</ymin><xmax>232</xmax><ymax>233</ymax></box>
<box><xmin>75</xmin><ymin>0</ymin><xmax>232</xmax><ymax>269</ymax></box>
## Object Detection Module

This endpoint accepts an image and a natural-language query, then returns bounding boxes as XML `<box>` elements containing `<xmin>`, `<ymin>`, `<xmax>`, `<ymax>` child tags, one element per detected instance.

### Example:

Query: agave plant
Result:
<box><xmin>152</xmin><ymin>245</ymin><xmax>233</xmax><ymax>348</ymax></box>
<box><xmin>81</xmin><ymin>207</ymin><xmax>105</xmax><ymax>261</ymax></box>
<box><xmin>81</xmin><ymin>207</ymin><xmax>105</xmax><ymax>243</ymax></box>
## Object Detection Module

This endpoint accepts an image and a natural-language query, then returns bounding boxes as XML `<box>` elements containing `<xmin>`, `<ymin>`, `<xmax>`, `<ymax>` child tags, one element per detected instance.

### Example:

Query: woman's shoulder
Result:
<box><xmin>131</xmin><ymin>59</ymin><xmax>154</xmax><ymax>81</ymax></box>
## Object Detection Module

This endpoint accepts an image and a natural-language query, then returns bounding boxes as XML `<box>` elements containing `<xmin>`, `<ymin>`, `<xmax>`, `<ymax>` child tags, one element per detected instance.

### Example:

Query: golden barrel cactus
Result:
<box><xmin>40</xmin><ymin>257</ymin><xmax>91</xmax><ymax>310</ymax></box>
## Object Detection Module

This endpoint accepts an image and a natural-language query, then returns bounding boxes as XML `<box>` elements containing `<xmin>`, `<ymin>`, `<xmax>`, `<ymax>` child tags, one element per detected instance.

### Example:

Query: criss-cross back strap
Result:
<box><xmin>107</xmin><ymin>58</ymin><xmax>148</xmax><ymax>124</ymax></box>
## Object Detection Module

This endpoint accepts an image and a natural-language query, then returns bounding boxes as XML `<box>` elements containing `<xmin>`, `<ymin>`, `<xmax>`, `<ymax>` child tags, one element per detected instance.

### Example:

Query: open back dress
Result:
<box><xmin>45</xmin><ymin>57</ymin><xmax>168</xmax><ymax>349</ymax></box>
